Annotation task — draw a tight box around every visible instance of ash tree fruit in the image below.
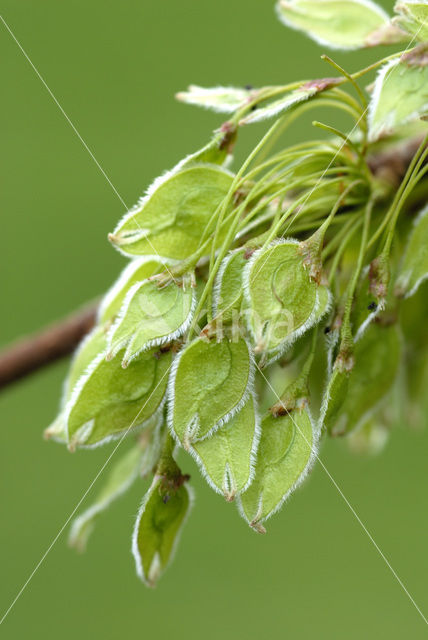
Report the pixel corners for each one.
[46,0,428,586]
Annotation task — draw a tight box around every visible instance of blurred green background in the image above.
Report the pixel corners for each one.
[1,1,427,637]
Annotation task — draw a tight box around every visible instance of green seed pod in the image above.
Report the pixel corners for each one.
[45,326,108,443]
[276,0,389,51]
[237,408,316,533]
[393,2,428,41]
[243,240,327,363]
[368,57,428,141]
[176,85,251,113]
[213,249,246,322]
[168,336,254,448]
[107,276,195,367]
[395,204,428,298]
[322,322,401,436]
[109,164,234,260]
[132,476,193,587]
[190,396,260,501]
[98,258,165,324]
[65,348,172,449]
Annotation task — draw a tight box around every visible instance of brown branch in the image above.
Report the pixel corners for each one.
[0,136,427,393]
[0,303,98,391]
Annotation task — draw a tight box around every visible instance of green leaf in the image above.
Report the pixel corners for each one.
[213,249,246,322]
[109,164,234,260]
[323,323,401,436]
[179,127,238,168]
[240,78,338,125]
[394,1,428,41]
[168,336,254,448]
[243,240,325,363]
[45,327,108,444]
[368,58,428,141]
[395,204,428,298]
[176,85,251,113]
[237,409,316,532]
[132,477,192,587]
[107,276,195,366]
[98,258,165,324]
[191,396,260,500]
[69,445,143,552]
[320,364,350,432]
[351,267,382,341]
[276,0,389,50]
[65,348,172,448]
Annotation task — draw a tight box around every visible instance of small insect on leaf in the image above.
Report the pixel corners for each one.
[98,258,165,324]
[65,348,172,449]
[393,1,428,42]
[191,396,260,501]
[368,56,428,141]
[107,275,195,367]
[395,204,428,298]
[243,240,325,363]
[275,0,389,51]
[69,445,143,552]
[176,85,252,113]
[109,164,234,260]
[168,336,254,449]
[132,476,192,587]
[323,323,401,436]
[213,249,246,322]
[237,408,316,532]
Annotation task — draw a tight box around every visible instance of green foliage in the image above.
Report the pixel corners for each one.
[369,54,428,141]
[244,241,328,362]
[395,204,428,297]
[394,1,428,41]
[238,408,316,532]
[109,164,234,260]
[168,336,254,448]
[107,276,195,366]
[47,0,428,585]
[132,475,192,587]
[275,0,389,50]
[66,348,171,448]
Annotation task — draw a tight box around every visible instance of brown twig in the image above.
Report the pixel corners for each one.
[0,303,98,391]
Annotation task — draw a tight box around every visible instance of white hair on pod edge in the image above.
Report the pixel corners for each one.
[236,407,320,528]
[110,162,234,257]
[131,479,194,586]
[275,0,389,52]
[166,337,256,448]
[106,279,197,365]
[184,393,261,499]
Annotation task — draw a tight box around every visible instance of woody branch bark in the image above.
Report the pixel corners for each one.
[0,136,426,392]
[0,303,97,391]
